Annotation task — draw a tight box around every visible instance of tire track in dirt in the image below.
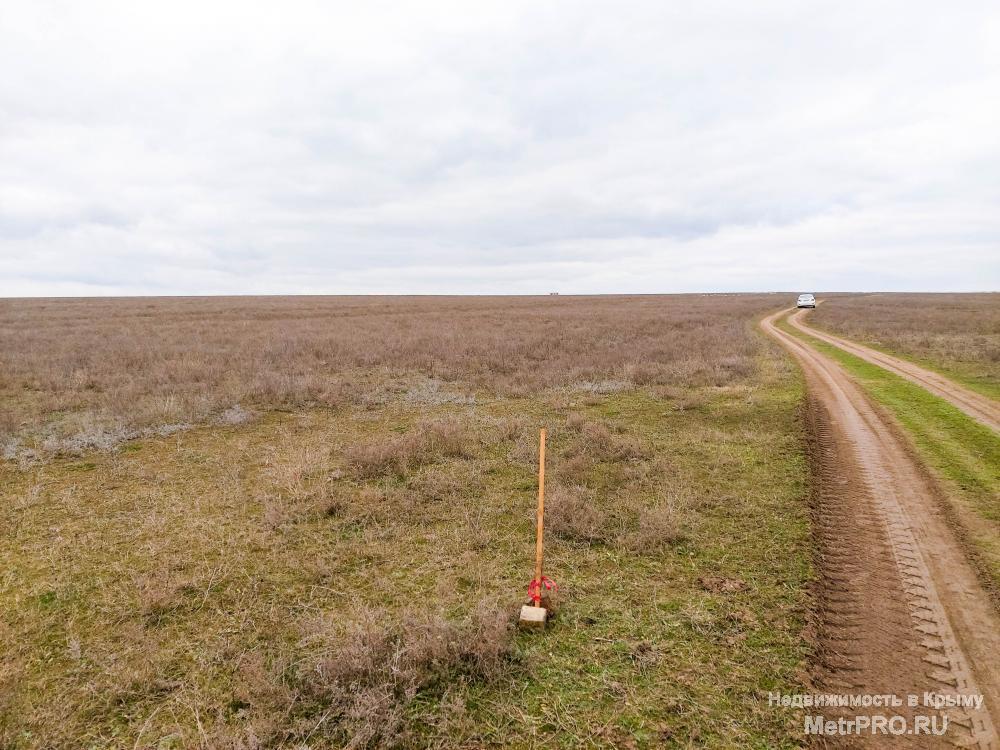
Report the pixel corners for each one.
[762,309,1000,749]
[788,308,1000,433]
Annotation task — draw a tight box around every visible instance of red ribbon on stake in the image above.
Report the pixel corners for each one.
[527,575,558,605]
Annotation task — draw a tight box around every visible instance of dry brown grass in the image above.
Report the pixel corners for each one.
[345,417,472,479]
[547,483,686,550]
[221,602,515,750]
[809,293,1000,395]
[547,485,612,543]
[622,498,687,552]
[564,416,650,462]
[0,294,781,458]
[303,603,514,749]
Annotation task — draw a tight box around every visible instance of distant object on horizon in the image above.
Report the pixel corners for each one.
[549,292,559,296]
[797,293,816,308]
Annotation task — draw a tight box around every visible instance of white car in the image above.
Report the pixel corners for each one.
[796,293,816,308]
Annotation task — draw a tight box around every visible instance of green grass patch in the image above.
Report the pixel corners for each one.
[778,314,1000,589]
[807,323,1000,401]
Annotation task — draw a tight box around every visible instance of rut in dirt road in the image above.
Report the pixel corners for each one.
[788,308,1000,433]
[762,309,1000,750]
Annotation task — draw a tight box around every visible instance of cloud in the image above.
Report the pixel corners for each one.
[1,0,998,295]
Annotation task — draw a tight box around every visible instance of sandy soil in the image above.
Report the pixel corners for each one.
[762,309,1000,749]
[789,308,1000,433]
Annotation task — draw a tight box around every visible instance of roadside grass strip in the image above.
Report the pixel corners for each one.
[779,314,1000,593]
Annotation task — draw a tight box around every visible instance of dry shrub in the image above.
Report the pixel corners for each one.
[261,492,318,528]
[566,418,648,462]
[338,482,453,530]
[419,417,470,457]
[217,604,514,749]
[624,361,670,386]
[580,422,615,454]
[340,485,396,529]
[556,453,592,484]
[667,393,706,412]
[620,502,686,552]
[487,414,532,442]
[261,487,343,526]
[345,417,471,479]
[41,419,142,455]
[574,379,632,394]
[232,652,297,717]
[259,448,338,526]
[459,500,494,551]
[302,602,514,748]
[698,576,747,594]
[408,468,467,503]
[507,434,543,465]
[344,440,411,479]
[546,486,611,543]
[222,653,300,749]
[136,578,177,623]
[548,482,687,551]
[1,436,19,462]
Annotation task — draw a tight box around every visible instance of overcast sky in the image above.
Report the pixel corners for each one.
[1,1,998,296]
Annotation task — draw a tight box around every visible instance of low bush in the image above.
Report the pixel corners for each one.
[302,603,515,748]
[345,417,472,479]
[620,502,686,552]
[565,418,649,462]
[546,485,612,543]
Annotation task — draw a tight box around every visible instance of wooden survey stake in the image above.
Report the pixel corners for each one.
[534,427,546,589]
[519,428,549,629]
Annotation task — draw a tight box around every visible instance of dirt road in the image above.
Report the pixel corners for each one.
[762,309,1000,749]
[788,308,1000,433]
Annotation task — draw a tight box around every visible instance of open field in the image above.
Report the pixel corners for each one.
[2,295,775,462]
[1,295,814,748]
[809,293,1000,399]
